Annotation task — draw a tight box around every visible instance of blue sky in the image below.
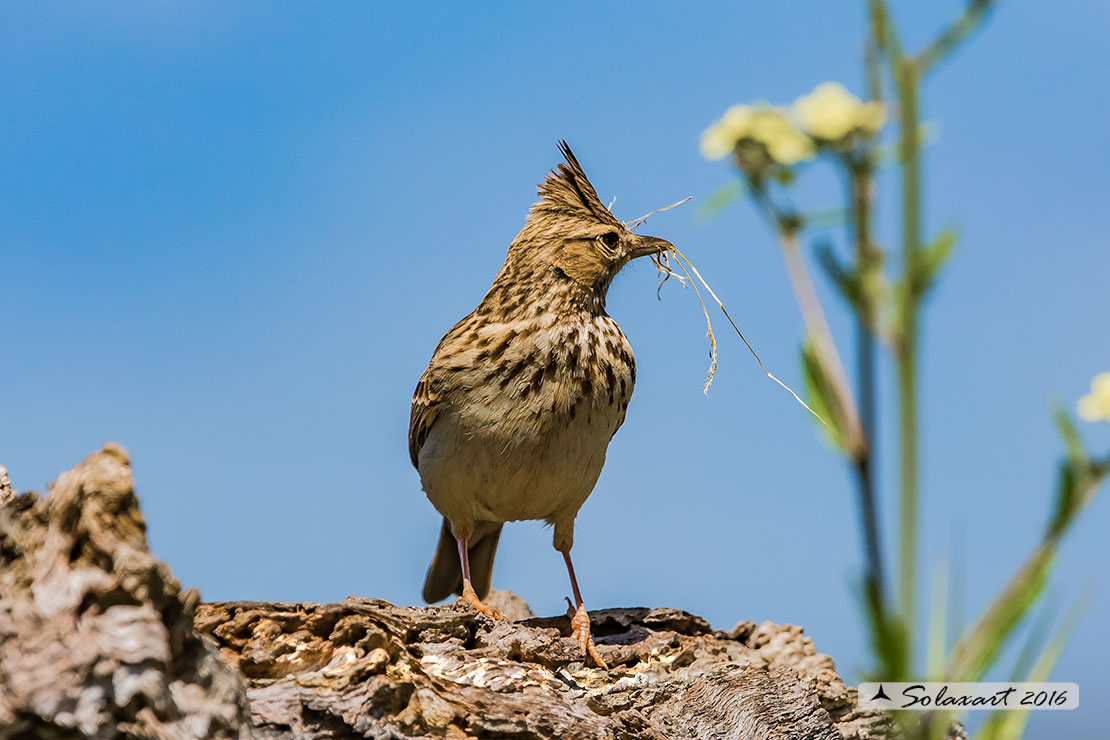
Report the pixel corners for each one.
[2,3,1107,737]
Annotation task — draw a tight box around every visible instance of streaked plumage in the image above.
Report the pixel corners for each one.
[409,143,672,666]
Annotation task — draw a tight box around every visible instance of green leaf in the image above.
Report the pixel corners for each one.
[948,543,1054,681]
[1026,588,1092,684]
[859,575,908,682]
[1006,597,1059,683]
[1047,410,1106,537]
[800,341,847,453]
[696,180,748,222]
[953,418,1106,684]
[916,227,958,294]
[1048,461,1077,538]
[977,590,1092,740]
[1052,403,1087,469]
[815,241,863,311]
[926,560,949,680]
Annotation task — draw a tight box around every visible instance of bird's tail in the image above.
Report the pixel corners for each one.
[422,518,503,603]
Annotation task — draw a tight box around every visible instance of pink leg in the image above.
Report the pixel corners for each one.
[456,533,503,620]
[560,548,608,669]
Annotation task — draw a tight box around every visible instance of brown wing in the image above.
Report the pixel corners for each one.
[409,313,477,469]
[408,371,442,468]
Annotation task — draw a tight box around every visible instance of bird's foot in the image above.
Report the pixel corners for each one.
[569,602,609,669]
[458,578,504,620]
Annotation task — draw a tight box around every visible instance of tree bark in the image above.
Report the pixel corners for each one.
[1,446,892,740]
[0,445,251,740]
[0,465,14,506]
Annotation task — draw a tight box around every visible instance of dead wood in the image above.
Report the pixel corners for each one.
[0,446,892,740]
[0,445,250,739]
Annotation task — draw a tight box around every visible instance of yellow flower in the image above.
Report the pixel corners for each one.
[1077,372,1110,422]
[700,104,814,167]
[793,82,886,142]
[748,109,814,165]
[700,104,755,160]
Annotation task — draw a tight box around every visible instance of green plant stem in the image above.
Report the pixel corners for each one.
[895,58,922,659]
[918,0,997,73]
[753,191,866,458]
[848,157,886,609]
[780,228,863,450]
[849,168,878,438]
[867,0,903,65]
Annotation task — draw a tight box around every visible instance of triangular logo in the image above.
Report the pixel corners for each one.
[871,684,891,701]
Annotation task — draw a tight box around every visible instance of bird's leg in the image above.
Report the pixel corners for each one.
[456,533,503,620]
[560,547,608,669]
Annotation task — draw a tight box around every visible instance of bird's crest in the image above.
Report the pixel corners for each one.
[532,141,621,227]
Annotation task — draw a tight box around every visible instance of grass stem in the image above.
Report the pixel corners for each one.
[896,58,922,662]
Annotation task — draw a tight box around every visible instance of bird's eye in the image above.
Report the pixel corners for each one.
[599,232,619,248]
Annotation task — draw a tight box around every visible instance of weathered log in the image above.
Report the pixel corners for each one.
[1,446,893,739]
[0,466,14,506]
[0,445,251,739]
[196,598,892,740]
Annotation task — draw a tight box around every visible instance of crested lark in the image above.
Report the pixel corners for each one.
[410,143,672,667]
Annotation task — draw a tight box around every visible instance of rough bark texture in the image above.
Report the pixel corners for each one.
[0,445,251,739]
[0,446,893,740]
[0,466,14,506]
[196,599,891,740]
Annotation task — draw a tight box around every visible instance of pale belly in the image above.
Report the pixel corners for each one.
[413,311,635,549]
[417,395,621,532]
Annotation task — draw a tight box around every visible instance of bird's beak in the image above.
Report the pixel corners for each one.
[627,235,674,260]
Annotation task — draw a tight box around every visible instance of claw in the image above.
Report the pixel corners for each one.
[457,578,505,620]
[570,603,608,669]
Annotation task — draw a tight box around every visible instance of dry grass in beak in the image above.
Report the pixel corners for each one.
[632,202,829,429]
[625,197,692,229]
[623,197,694,298]
[652,249,717,393]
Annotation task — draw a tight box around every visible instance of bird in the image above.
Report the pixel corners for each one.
[409,142,673,667]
